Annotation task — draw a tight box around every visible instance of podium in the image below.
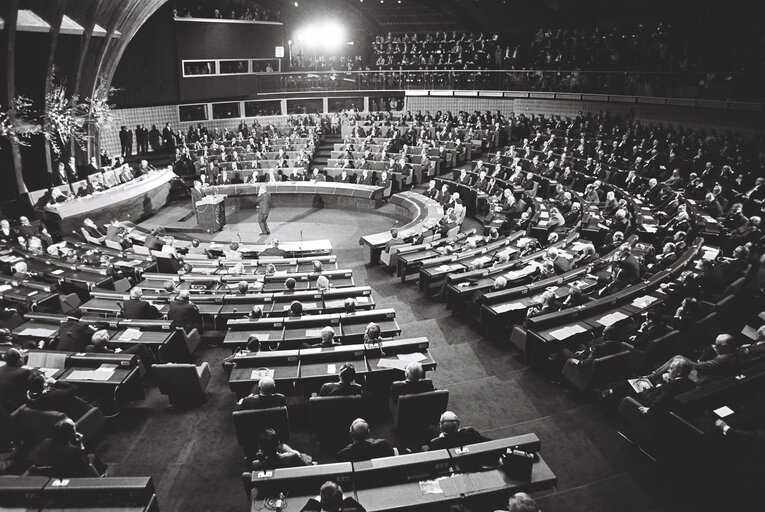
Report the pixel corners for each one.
[196,194,226,232]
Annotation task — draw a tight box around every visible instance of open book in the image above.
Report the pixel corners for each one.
[628,378,653,393]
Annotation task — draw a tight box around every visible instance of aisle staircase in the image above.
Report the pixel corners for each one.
[312,134,341,168]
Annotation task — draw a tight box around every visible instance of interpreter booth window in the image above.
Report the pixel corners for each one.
[179,104,208,122]
[219,60,250,75]
[183,60,216,76]
[328,97,364,112]
[370,95,405,112]
[212,102,242,119]
[286,98,323,115]
[244,100,282,117]
[252,59,280,73]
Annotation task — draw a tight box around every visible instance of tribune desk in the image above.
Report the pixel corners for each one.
[42,169,176,234]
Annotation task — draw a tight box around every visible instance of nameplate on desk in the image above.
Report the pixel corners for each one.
[256,471,273,479]
[327,364,337,374]
[50,479,70,486]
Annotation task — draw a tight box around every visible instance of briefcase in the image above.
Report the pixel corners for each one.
[500,447,534,480]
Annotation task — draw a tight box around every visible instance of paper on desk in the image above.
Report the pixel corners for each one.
[39,367,60,379]
[549,324,587,340]
[51,269,64,275]
[439,475,466,498]
[493,302,527,313]
[19,327,56,337]
[597,311,628,327]
[377,358,408,371]
[0,284,11,293]
[305,329,323,337]
[631,295,659,309]
[327,364,337,374]
[97,363,118,372]
[419,479,444,495]
[471,256,492,267]
[642,225,657,233]
[570,241,590,252]
[251,368,274,380]
[397,352,427,362]
[741,325,758,340]
[356,296,369,303]
[67,370,113,381]
[118,328,142,341]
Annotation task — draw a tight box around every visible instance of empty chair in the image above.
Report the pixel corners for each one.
[59,293,81,316]
[232,407,289,459]
[308,395,364,449]
[152,363,211,408]
[158,328,201,364]
[390,389,449,436]
[113,278,133,292]
[561,349,632,392]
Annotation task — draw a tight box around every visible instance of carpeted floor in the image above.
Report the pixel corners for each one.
[102,198,741,512]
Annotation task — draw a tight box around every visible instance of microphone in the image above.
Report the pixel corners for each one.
[300,230,303,251]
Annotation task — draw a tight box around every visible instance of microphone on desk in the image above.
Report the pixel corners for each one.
[115,301,124,317]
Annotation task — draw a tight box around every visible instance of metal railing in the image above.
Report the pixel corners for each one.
[248,69,762,103]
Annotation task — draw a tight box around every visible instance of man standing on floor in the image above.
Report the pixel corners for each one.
[254,185,272,235]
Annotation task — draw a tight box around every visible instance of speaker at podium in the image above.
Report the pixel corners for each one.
[196,194,226,232]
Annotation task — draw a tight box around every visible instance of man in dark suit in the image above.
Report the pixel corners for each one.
[86,156,101,176]
[318,363,363,396]
[57,318,96,352]
[299,481,365,512]
[25,373,90,420]
[428,411,488,450]
[613,245,641,284]
[336,418,394,462]
[389,361,434,402]
[143,228,165,251]
[33,418,90,478]
[122,288,163,320]
[235,377,286,411]
[260,239,286,258]
[167,290,201,332]
[52,162,73,189]
[254,185,272,235]
[119,126,133,157]
[0,348,34,410]
[190,181,205,211]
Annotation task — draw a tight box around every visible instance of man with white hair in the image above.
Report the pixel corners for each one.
[428,411,488,450]
[389,361,434,402]
[336,417,394,462]
[167,289,200,332]
[235,376,286,411]
[260,238,286,257]
[254,184,271,235]
[122,287,162,320]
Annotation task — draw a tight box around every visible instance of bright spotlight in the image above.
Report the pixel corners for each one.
[296,32,304,42]
[322,21,346,50]
[296,20,346,51]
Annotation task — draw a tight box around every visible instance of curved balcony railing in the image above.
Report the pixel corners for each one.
[247,69,762,103]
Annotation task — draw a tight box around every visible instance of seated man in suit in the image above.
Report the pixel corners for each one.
[303,326,342,349]
[57,317,96,352]
[252,428,309,470]
[260,239,286,257]
[122,287,163,320]
[428,411,488,450]
[505,492,541,512]
[389,361,434,402]
[0,348,34,410]
[25,373,91,420]
[235,376,286,411]
[88,329,155,370]
[299,481,365,512]
[167,289,201,332]
[337,418,394,462]
[565,324,624,370]
[384,228,406,253]
[318,363,363,396]
[143,228,165,251]
[33,418,90,478]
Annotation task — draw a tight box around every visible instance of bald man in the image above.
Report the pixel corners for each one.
[389,361,434,402]
[428,411,488,450]
[235,376,286,411]
[336,418,394,462]
[167,289,200,332]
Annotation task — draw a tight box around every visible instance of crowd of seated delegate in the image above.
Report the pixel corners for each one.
[171,1,280,22]
[372,31,498,71]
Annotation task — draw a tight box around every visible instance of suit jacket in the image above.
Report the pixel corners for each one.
[254,191,272,216]
[389,378,434,402]
[0,365,33,409]
[167,300,200,332]
[235,393,286,411]
[122,298,162,320]
[191,188,204,208]
[616,255,641,283]
[428,427,487,450]
[33,439,89,478]
[260,247,286,257]
[337,438,394,462]
[57,321,94,352]
[637,377,695,414]
[300,497,365,512]
[26,381,87,420]
[318,381,363,396]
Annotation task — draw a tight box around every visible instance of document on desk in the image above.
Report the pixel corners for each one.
[418,478,445,495]
[493,302,527,314]
[19,327,56,337]
[97,363,118,372]
[67,370,113,381]
[326,364,337,374]
[462,471,506,493]
[631,295,658,309]
[597,311,628,326]
[51,269,65,275]
[0,284,11,293]
[549,324,587,340]
[250,368,274,380]
[377,358,409,371]
[397,352,427,362]
[39,367,60,379]
[439,475,466,498]
[356,296,369,303]
[305,329,323,337]
[118,328,142,341]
